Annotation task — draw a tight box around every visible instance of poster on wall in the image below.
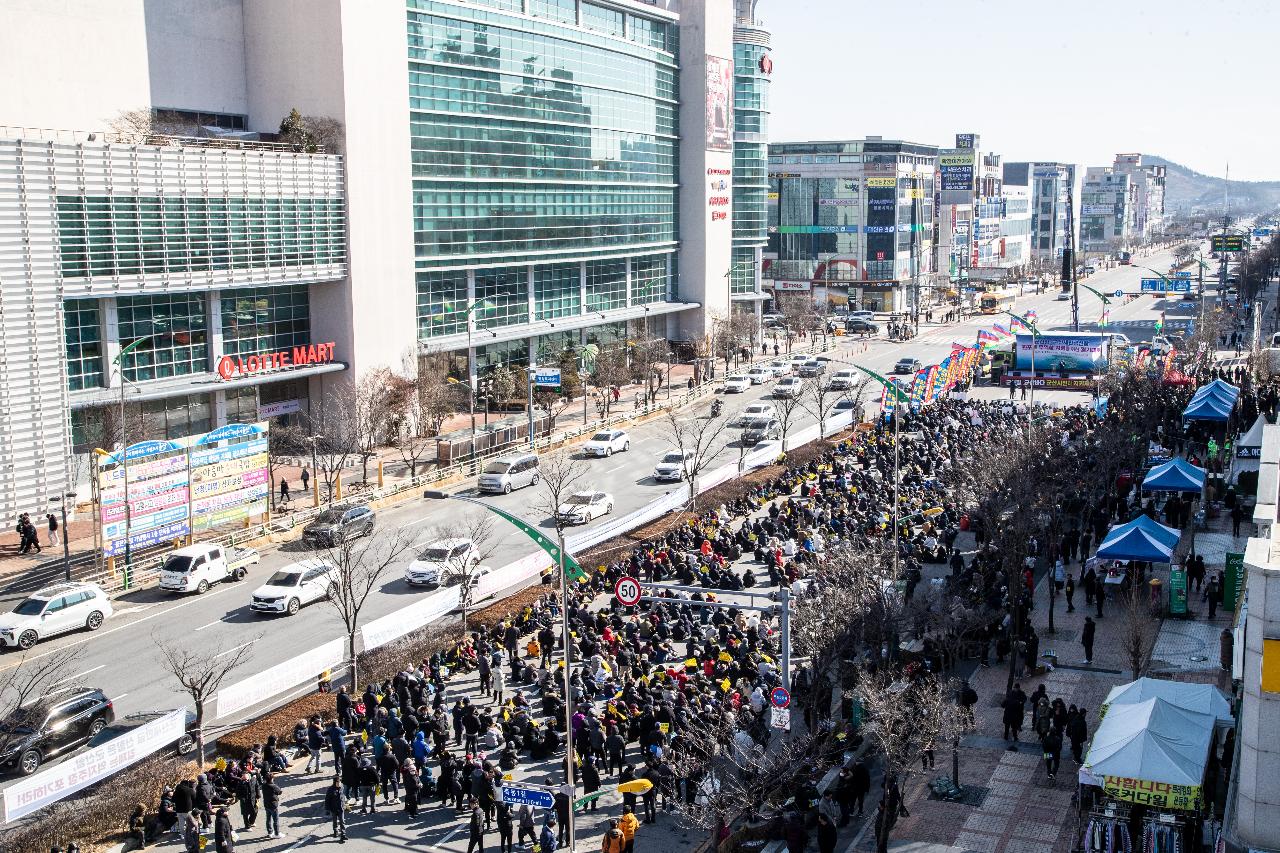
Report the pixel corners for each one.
[705,55,733,152]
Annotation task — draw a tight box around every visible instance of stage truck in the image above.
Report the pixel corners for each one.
[991,332,1120,391]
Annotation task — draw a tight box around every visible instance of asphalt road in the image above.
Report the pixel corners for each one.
[0,244,1196,801]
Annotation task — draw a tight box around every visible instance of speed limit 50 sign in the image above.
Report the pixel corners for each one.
[615,576,642,606]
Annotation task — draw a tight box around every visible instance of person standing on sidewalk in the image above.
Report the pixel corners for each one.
[325,777,348,842]
[1042,727,1063,781]
[1002,683,1027,742]
[1067,706,1089,764]
[1065,573,1076,613]
[849,757,871,817]
[261,772,282,839]
[466,804,485,853]
[46,512,59,546]
[1081,616,1096,665]
[1207,575,1220,619]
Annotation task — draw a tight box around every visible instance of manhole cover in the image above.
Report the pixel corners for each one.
[1190,655,1209,662]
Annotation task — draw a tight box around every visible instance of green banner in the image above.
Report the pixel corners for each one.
[1223,552,1245,610]
[1169,565,1187,616]
[853,364,910,402]
[469,500,588,582]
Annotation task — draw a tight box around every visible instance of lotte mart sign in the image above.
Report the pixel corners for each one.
[217,341,336,380]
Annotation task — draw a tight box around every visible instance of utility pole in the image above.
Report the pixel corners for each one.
[1067,189,1079,331]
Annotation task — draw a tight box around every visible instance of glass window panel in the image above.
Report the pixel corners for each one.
[534,263,581,320]
[585,259,626,312]
[416,270,468,338]
[116,293,208,382]
[63,299,103,391]
[220,284,311,357]
[475,267,529,329]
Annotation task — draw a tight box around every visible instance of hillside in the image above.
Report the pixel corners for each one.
[1144,155,1280,215]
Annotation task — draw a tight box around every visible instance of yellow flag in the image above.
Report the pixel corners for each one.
[719,678,731,693]
[718,652,732,662]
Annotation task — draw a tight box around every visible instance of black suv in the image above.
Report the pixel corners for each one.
[0,687,114,775]
[302,504,376,547]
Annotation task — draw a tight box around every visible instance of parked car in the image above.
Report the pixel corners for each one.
[745,366,773,384]
[848,310,875,322]
[478,452,540,494]
[0,582,112,650]
[774,376,805,399]
[159,543,259,594]
[653,450,691,482]
[894,358,922,374]
[828,369,859,391]
[87,708,198,761]
[555,491,615,525]
[0,687,115,776]
[251,560,337,616]
[797,360,826,378]
[583,429,630,457]
[405,538,478,588]
[302,504,376,547]
[833,399,860,412]
[722,375,752,393]
[739,417,781,446]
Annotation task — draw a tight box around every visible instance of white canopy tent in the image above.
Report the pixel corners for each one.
[1232,414,1267,485]
[1084,697,1213,788]
[1100,677,1233,726]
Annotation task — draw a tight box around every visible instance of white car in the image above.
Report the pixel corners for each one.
[557,491,614,525]
[787,354,811,371]
[583,429,630,457]
[251,560,337,616]
[723,375,752,394]
[774,376,805,399]
[736,402,777,425]
[766,360,790,378]
[653,450,691,482]
[406,538,478,587]
[0,583,112,650]
[745,366,773,384]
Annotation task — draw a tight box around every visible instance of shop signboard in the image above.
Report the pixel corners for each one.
[1102,776,1200,811]
[704,55,733,152]
[1223,551,1245,610]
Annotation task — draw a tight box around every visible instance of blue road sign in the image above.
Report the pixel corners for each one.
[500,783,555,809]
[533,368,562,388]
[1112,290,1123,298]
[1141,279,1191,293]
[771,687,791,708]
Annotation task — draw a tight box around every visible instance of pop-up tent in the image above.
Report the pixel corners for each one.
[1232,414,1266,486]
[1084,697,1213,791]
[1142,457,1207,494]
[1095,514,1180,562]
[1182,393,1233,422]
[1100,678,1233,725]
[1191,379,1239,404]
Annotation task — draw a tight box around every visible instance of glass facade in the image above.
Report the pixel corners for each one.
[56,195,345,279]
[220,284,311,357]
[631,255,668,305]
[475,267,529,329]
[116,293,209,382]
[731,38,770,295]
[408,0,678,340]
[63,299,103,391]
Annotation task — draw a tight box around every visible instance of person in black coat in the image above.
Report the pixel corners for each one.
[816,813,839,853]
[214,807,236,853]
[467,805,485,853]
[848,759,871,817]
[580,757,601,812]
[496,802,514,853]
[324,777,348,842]
[262,773,283,839]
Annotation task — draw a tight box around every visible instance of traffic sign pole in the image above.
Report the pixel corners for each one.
[614,576,641,606]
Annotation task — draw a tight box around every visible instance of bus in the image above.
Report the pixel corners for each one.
[979,289,1017,314]
[1119,251,1132,265]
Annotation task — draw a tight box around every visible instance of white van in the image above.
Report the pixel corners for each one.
[159,543,260,594]
[477,452,540,494]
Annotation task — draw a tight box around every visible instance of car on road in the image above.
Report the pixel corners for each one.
[722,375,752,393]
[745,366,774,384]
[894,358,922,374]
[159,543,259,594]
[406,538,478,588]
[828,369,859,391]
[0,687,115,776]
[1055,291,1071,301]
[765,360,790,378]
[848,310,875,322]
[843,319,880,335]
[774,376,805,399]
[251,560,337,616]
[478,452,540,494]
[1106,332,1132,348]
[739,417,781,446]
[556,491,615,525]
[88,707,198,760]
[0,582,113,650]
[583,429,630,457]
[833,399,860,413]
[302,504,376,547]
[736,402,777,424]
[797,360,826,377]
[653,450,692,482]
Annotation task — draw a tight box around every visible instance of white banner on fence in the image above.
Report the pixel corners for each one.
[474,551,552,603]
[3,708,186,822]
[361,586,461,652]
[216,637,344,720]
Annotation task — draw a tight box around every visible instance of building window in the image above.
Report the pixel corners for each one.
[631,255,668,304]
[475,267,529,329]
[225,386,259,425]
[586,259,627,312]
[64,299,103,391]
[220,284,310,357]
[116,293,209,382]
[140,394,212,441]
[729,248,757,295]
[581,2,623,36]
[534,264,581,320]
[417,270,469,339]
[528,0,576,24]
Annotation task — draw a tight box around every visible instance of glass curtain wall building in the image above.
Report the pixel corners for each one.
[730,0,771,309]
[407,0,683,375]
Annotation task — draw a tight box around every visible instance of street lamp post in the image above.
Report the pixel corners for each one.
[111,335,152,584]
[49,493,75,581]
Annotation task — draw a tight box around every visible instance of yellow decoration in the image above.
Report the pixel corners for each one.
[719,678,731,693]
[718,652,732,662]
[617,779,654,794]
[685,658,698,668]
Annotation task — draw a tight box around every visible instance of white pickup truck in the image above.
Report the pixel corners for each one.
[158,543,260,594]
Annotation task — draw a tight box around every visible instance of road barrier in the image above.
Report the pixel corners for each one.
[215,637,346,720]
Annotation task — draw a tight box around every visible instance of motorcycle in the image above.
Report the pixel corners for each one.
[710,399,724,418]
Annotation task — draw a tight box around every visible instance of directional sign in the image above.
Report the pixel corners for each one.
[500,783,555,809]
[771,686,791,708]
[533,367,562,388]
[615,576,642,606]
[1141,279,1192,293]
[1113,290,1123,298]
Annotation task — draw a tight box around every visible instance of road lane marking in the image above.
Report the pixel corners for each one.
[604,463,626,473]
[52,664,104,685]
[194,618,224,632]
[214,639,258,660]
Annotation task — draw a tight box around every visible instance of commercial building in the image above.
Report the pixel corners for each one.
[0,0,758,520]
[1005,161,1079,267]
[1080,166,1135,253]
[1112,153,1166,242]
[765,138,938,312]
[935,133,1019,286]
[997,167,1033,273]
[729,0,772,315]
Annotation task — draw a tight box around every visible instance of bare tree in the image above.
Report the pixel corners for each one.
[803,374,844,441]
[108,107,200,142]
[327,368,409,485]
[534,451,589,543]
[323,529,416,688]
[855,673,965,853]
[773,382,809,453]
[153,633,257,767]
[664,407,731,510]
[393,358,460,477]
[427,512,499,632]
[0,648,86,767]
[534,388,577,433]
[268,421,307,510]
[278,108,345,153]
[588,348,630,416]
[1121,588,1158,680]
[629,338,670,405]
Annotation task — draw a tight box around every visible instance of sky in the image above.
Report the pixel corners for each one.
[763,0,1278,181]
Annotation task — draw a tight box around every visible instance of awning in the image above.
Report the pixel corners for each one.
[1084,697,1213,789]
[1100,678,1233,726]
[1095,514,1180,562]
[1143,457,1207,494]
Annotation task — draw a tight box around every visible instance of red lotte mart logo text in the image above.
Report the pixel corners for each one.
[217,342,337,380]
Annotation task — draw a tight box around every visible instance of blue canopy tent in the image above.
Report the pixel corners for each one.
[1143,458,1207,494]
[1096,514,1180,562]
[1182,394,1232,422]
[1191,379,1239,402]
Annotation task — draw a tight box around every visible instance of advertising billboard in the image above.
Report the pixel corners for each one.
[1015,333,1108,373]
[705,55,733,152]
